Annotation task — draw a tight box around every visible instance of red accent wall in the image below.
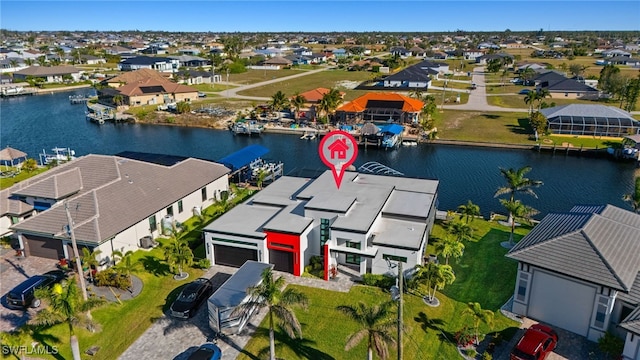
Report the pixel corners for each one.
[323,244,329,281]
[265,230,302,276]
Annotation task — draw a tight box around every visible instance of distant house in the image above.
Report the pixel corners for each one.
[297,87,345,104]
[105,45,133,55]
[178,48,201,56]
[102,68,170,88]
[79,55,106,65]
[382,65,435,89]
[118,56,179,73]
[389,47,411,58]
[463,50,485,61]
[506,204,640,359]
[262,56,292,69]
[176,69,215,85]
[333,48,348,58]
[476,53,513,65]
[167,55,208,68]
[409,46,427,58]
[335,92,423,124]
[602,49,632,58]
[534,71,599,99]
[605,56,640,66]
[540,104,640,137]
[13,65,81,83]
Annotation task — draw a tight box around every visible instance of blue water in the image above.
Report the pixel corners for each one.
[1,90,637,219]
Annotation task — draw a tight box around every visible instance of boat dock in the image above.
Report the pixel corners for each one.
[86,103,116,125]
[0,84,37,97]
[231,120,264,136]
[69,94,92,104]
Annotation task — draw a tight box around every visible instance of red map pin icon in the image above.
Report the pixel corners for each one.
[318,130,358,189]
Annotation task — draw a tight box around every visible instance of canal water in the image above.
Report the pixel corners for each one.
[1,90,637,219]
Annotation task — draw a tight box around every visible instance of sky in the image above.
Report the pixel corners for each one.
[1,1,639,33]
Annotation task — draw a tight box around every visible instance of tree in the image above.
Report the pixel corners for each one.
[457,200,480,223]
[409,88,425,101]
[30,281,106,360]
[162,235,194,278]
[523,91,539,115]
[112,94,124,106]
[499,199,539,247]
[336,301,397,360]
[112,250,141,289]
[623,177,640,213]
[420,95,437,132]
[519,67,536,84]
[535,88,551,112]
[317,88,343,123]
[435,236,465,265]
[256,169,268,189]
[621,75,640,112]
[175,101,191,114]
[409,263,455,304]
[569,63,586,78]
[81,247,101,283]
[22,158,38,172]
[529,111,548,140]
[237,268,308,360]
[486,58,502,73]
[269,91,289,119]
[447,218,473,243]
[494,166,543,205]
[462,302,494,345]
[290,93,306,121]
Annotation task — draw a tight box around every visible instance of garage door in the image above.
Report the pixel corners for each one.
[528,270,595,336]
[269,249,294,274]
[24,234,63,259]
[214,245,257,268]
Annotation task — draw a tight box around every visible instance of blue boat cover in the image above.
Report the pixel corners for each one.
[379,124,404,135]
[218,145,269,171]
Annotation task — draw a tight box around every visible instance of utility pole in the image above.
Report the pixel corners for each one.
[65,202,88,301]
[397,261,403,360]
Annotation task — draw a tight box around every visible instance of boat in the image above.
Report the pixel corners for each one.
[379,124,404,149]
[231,120,263,136]
[402,140,418,146]
[300,132,317,140]
[39,147,76,165]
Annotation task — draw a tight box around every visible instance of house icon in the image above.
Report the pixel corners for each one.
[328,138,350,159]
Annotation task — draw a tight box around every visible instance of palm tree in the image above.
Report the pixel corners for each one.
[112,94,124,107]
[290,93,306,121]
[457,200,480,223]
[409,262,456,304]
[409,88,425,101]
[336,301,397,360]
[462,302,494,345]
[535,88,551,112]
[112,250,141,289]
[269,91,289,120]
[237,268,308,360]
[31,281,106,360]
[162,235,194,279]
[499,199,539,247]
[494,166,543,225]
[256,169,268,189]
[81,248,101,283]
[523,91,539,115]
[435,236,465,265]
[447,218,473,243]
[318,88,343,123]
[623,177,640,213]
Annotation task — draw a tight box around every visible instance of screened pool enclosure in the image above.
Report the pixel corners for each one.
[541,105,640,137]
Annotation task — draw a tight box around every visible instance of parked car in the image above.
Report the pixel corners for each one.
[519,89,533,95]
[169,277,213,319]
[198,92,207,98]
[187,343,221,360]
[510,323,558,360]
[5,270,68,309]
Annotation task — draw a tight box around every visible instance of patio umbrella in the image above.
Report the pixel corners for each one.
[0,146,27,169]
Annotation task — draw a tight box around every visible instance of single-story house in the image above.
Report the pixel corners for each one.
[13,66,82,83]
[534,71,599,99]
[118,56,179,73]
[6,154,230,264]
[79,55,106,65]
[389,47,412,58]
[507,204,640,358]
[540,104,640,137]
[106,78,199,106]
[102,68,170,88]
[297,87,345,104]
[476,53,514,65]
[175,69,215,85]
[203,171,438,279]
[262,56,292,69]
[167,55,209,68]
[0,147,27,168]
[382,65,435,89]
[335,92,424,124]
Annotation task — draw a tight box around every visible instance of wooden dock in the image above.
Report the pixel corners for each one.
[86,104,115,125]
[0,85,37,97]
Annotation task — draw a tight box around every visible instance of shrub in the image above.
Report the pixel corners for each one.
[361,273,396,289]
[598,331,624,359]
[482,352,492,360]
[94,268,130,290]
[454,325,475,347]
[195,258,211,269]
[464,348,477,357]
[309,256,323,270]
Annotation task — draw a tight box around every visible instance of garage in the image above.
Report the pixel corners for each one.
[528,270,596,336]
[269,249,294,274]
[23,234,64,259]
[214,245,257,268]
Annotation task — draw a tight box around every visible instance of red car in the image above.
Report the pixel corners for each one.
[510,323,558,360]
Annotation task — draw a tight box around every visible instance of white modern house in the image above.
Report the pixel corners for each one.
[507,204,640,359]
[6,154,230,264]
[203,171,439,279]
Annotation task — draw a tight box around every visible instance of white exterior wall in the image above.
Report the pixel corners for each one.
[623,332,640,360]
[205,232,266,265]
[304,209,339,256]
[299,224,313,272]
[370,246,420,276]
[408,81,429,88]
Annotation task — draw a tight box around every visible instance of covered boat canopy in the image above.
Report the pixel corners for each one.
[218,145,269,172]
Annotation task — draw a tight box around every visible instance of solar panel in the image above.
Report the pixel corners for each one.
[140,86,165,94]
[116,151,188,166]
[366,100,404,109]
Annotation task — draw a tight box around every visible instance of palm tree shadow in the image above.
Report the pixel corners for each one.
[254,325,334,360]
[140,255,171,277]
[30,328,65,360]
[413,311,457,345]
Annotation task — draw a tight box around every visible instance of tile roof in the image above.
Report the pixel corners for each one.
[620,306,640,335]
[337,92,424,113]
[105,68,169,84]
[14,65,80,76]
[507,205,640,292]
[12,168,83,200]
[297,87,345,103]
[11,155,229,244]
[116,78,198,97]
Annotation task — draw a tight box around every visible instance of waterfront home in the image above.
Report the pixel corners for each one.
[118,56,179,73]
[5,154,229,263]
[506,204,640,359]
[13,65,82,83]
[102,68,170,88]
[101,78,199,107]
[335,92,423,124]
[540,104,640,137]
[203,170,438,279]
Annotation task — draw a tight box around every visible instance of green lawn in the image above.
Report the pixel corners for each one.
[0,167,48,190]
[238,219,521,360]
[228,69,307,85]
[190,83,236,93]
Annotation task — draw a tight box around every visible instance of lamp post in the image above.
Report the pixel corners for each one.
[65,202,88,301]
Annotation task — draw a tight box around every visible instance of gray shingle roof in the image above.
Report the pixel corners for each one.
[14,65,80,76]
[384,65,434,82]
[546,78,599,93]
[620,306,640,335]
[11,155,230,243]
[13,167,83,200]
[540,104,636,120]
[507,205,640,292]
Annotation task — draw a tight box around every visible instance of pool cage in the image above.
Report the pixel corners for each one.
[547,115,640,137]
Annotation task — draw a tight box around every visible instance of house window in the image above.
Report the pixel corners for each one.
[149,215,157,233]
[345,241,361,264]
[201,187,207,202]
[320,219,330,245]
[166,205,173,216]
[178,200,183,213]
[593,295,610,330]
[11,216,19,224]
[383,254,407,263]
[515,272,530,302]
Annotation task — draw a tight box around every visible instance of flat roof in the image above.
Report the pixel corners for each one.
[204,204,278,238]
[372,218,427,250]
[383,190,434,219]
[208,261,273,308]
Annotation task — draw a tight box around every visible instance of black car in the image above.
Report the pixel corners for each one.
[169,278,213,319]
[5,270,68,309]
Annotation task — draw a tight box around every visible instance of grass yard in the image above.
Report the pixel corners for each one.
[0,167,48,189]
[236,69,373,99]
[228,69,307,85]
[486,94,640,111]
[238,219,521,360]
[431,80,473,90]
[190,83,235,93]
